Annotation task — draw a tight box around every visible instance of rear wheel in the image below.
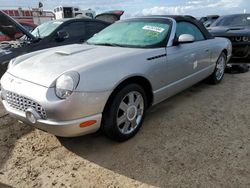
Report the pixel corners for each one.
[102,84,147,142]
[208,52,226,84]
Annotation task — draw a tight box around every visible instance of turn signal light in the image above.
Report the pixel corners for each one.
[79,120,97,128]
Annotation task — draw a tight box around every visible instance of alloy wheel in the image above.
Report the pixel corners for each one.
[116,91,144,135]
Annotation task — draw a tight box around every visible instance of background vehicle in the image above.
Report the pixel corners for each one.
[0,10,123,78]
[94,10,125,23]
[1,16,232,141]
[1,7,55,25]
[0,21,37,41]
[208,14,250,72]
[54,6,96,19]
[200,15,219,27]
[54,6,124,23]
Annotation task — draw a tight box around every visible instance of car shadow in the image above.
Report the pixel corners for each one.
[0,182,12,188]
[58,81,215,187]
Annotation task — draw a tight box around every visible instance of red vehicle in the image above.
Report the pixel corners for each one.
[2,8,55,25]
[0,21,37,41]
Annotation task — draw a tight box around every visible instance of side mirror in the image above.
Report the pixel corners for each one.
[178,34,195,44]
[56,31,69,41]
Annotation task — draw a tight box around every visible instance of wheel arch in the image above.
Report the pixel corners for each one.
[103,76,154,114]
[222,49,228,59]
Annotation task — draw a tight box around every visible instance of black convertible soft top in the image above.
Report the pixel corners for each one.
[145,15,214,40]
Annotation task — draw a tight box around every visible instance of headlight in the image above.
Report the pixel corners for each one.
[235,36,242,42]
[242,36,249,42]
[233,36,249,42]
[55,71,80,99]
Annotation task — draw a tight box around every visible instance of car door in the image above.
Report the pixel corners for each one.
[165,21,211,97]
[55,21,87,45]
[28,21,87,52]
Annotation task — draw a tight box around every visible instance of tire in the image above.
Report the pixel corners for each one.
[208,52,226,84]
[232,64,249,73]
[101,84,147,142]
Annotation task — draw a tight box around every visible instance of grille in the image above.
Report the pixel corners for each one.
[6,91,47,119]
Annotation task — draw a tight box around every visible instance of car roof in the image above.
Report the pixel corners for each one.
[127,15,214,39]
[55,17,110,24]
[221,13,250,16]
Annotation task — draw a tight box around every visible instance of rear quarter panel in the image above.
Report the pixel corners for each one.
[210,37,232,62]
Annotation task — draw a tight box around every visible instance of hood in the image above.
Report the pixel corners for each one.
[0,10,36,40]
[8,44,143,87]
[95,10,124,23]
[208,26,250,36]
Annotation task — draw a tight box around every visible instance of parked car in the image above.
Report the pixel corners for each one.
[0,16,232,141]
[0,21,37,42]
[208,14,250,72]
[200,15,219,28]
[0,10,123,78]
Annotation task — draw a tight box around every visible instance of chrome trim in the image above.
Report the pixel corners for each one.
[5,90,47,119]
[167,18,177,47]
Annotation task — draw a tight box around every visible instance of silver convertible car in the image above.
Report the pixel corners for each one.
[0,16,232,141]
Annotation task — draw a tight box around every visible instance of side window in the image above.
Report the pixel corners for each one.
[176,21,205,41]
[60,22,86,38]
[85,21,108,39]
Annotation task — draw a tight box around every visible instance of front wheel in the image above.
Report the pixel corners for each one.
[208,53,226,84]
[102,84,147,142]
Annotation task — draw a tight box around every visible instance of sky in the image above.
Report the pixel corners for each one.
[1,0,250,18]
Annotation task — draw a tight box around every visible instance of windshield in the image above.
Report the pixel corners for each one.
[87,20,171,48]
[212,14,250,27]
[31,20,63,38]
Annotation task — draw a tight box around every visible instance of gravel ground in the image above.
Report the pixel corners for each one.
[0,72,250,188]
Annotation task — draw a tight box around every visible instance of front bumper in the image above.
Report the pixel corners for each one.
[2,99,102,137]
[228,41,250,64]
[0,73,111,137]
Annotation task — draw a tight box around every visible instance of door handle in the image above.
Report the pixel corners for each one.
[205,49,210,52]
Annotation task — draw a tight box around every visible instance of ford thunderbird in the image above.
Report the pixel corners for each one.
[0,16,232,141]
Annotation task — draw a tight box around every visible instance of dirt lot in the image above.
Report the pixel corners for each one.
[0,72,250,188]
